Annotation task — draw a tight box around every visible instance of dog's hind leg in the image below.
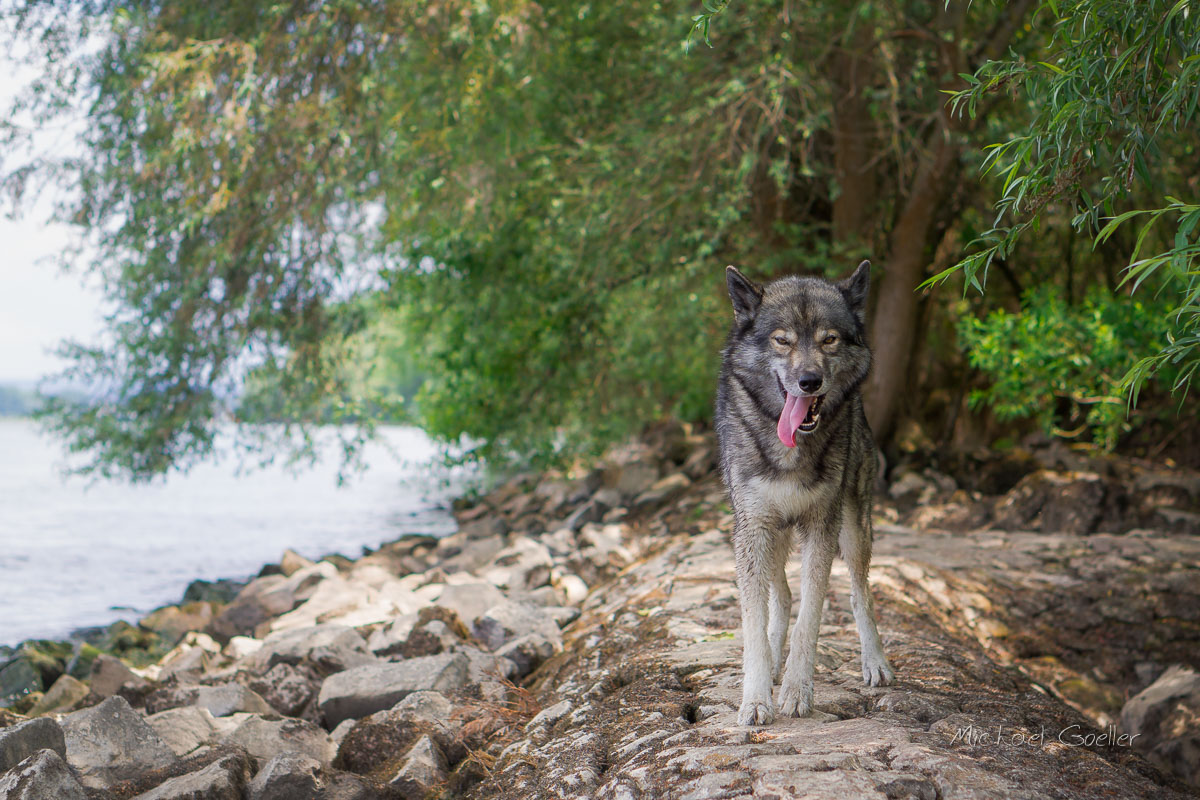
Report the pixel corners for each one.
[840,503,895,687]
[778,532,836,717]
[767,531,792,683]
[734,520,777,726]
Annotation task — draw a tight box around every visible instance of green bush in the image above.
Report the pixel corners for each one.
[960,288,1178,449]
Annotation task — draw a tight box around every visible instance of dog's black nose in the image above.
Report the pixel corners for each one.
[798,373,823,393]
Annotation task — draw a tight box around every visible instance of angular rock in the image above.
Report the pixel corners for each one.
[0,717,65,772]
[0,748,87,800]
[27,674,88,717]
[220,716,335,770]
[632,472,691,509]
[472,601,563,652]
[89,654,150,698]
[336,691,462,777]
[318,654,469,729]
[195,684,274,717]
[458,516,509,541]
[250,663,318,717]
[144,685,201,716]
[606,460,660,498]
[60,696,177,788]
[1120,664,1200,785]
[495,633,559,679]
[246,752,323,800]
[433,583,507,630]
[183,578,247,606]
[481,539,554,592]
[0,659,40,708]
[146,706,219,757]
[131,752,249,800]
[388,735,447,796]
[140,603,217,646]
[564,501,603,532]
[253,625,371,672]
[208,575,296,641]
[280,549,316,577]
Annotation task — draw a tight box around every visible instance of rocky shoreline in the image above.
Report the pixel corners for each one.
[1,427,1199,799]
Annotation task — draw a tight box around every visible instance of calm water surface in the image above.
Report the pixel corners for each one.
[0,420,462,646]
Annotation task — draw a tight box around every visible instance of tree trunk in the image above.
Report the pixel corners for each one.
[864,129,958,444]
[831,29,877,246]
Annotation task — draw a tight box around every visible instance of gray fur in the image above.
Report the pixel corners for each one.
[716,260,894,726]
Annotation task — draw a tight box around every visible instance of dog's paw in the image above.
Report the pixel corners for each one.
[738,697,776,726]
[777,680,813,717]
[862,651,895,687]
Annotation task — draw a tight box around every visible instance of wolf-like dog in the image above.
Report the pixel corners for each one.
[716,260,894,726]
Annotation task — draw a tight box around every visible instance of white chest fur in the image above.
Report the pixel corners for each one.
[734,475,832,520]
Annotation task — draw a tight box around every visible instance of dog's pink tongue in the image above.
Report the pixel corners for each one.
[777,392,814,448]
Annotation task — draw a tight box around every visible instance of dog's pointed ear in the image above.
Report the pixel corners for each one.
[726,266,763,325]
[839,260,870,321]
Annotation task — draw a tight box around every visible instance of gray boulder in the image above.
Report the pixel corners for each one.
[495,633,560,679]
[0,717,65,773]
[220,715,335,770]
[472,601,562,651]
[335,690,463,777]
[433,583,507,630]
[0,748,87,800]
[195,684,274,717]
[250,663,318,717]
[145,706,219,757]
[317,653,469,729]
[1120,664,1200,786]
[253,625,372,671]
[26,675,88,717]
[89,653,150,698]
[61,696,177,788]
[130,752,250,800]
[246,752,323,800]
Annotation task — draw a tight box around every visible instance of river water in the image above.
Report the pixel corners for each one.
[0,420,461,646]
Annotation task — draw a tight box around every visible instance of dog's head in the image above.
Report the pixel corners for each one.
[724,261,871,447]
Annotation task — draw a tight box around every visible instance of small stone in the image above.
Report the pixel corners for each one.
[1120,664,1200,785]
[555,574,590,605]
[60,696,177,788]
[245,752,323,800]
[0,717,65,772]
[318,653,470,729]
[0,748,87,800]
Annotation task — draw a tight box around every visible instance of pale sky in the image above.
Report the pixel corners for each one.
[0,35,105,384]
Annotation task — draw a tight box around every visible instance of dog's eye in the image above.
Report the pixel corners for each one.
[823,335,838,345]
[773,336,790,346]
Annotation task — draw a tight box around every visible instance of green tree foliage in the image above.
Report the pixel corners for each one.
[3,0,1191,479]
[960,287,1178,448]
[930,0,1200,405]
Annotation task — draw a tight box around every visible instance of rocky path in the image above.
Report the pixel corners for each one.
[1,433,1198,799]
[470,505,1200,799]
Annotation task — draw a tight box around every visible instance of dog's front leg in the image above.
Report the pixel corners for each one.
[778,533,836,717]
[734,522,776,726]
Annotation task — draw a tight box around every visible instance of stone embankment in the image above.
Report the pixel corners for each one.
[1,428,1198,799]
